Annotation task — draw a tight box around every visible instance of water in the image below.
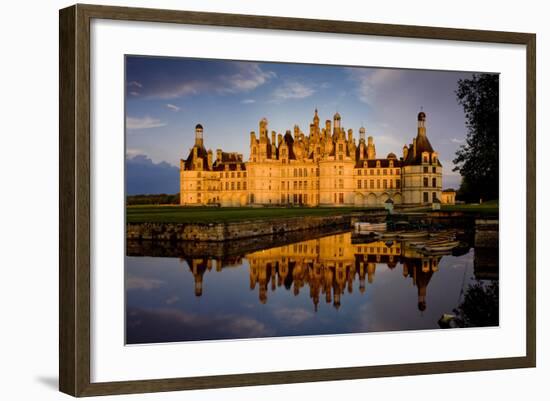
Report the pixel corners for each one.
[126,230,498,344]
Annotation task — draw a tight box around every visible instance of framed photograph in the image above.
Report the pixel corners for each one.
[59,4,536,397]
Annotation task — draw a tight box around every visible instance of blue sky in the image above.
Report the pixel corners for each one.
[126,56,480,191]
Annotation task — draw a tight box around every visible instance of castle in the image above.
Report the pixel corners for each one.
[180,110,442,206]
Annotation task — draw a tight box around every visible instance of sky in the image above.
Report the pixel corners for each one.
[125,56,482,193]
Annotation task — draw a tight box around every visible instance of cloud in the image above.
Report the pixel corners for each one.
[126,154,179,195]
[126,148,144,158]
[451,137,464,144]
[128,80,143,88]
[348,68,403,104]
[166,103,181,112]
[126,116,166,130]
[129,91,140,97]
[126,277,164,291]
[271,81,315,102]
[273,307,314,324]
[126,307,275,343]
[146,63,275,99]
[241,99,256,104]
[219,63,276,93]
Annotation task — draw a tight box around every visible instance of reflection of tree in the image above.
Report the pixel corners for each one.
[453,280,498,327]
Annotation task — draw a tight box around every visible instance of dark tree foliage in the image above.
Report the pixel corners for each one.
[453,280,499,328]
[453,74,499,202]
[126,193,180,205]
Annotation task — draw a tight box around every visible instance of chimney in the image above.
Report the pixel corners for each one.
[277,134,283,147]
[348,129,353,142]
[250,131,257,145]
[216,149,223,163]
[403,145,408,160]
[207,150,213,169]
[271,131,276,145]
[413,139,417,158]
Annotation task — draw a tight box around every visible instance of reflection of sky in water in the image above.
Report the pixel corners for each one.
[126,235,486,344]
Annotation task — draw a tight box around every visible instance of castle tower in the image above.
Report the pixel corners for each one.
[194,123,204,147]
[359,126,366,142]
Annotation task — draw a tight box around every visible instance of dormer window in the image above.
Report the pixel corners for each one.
[422,152,429,163]
[376,161,380,168]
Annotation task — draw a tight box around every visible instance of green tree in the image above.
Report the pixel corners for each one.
[453,74,499,202]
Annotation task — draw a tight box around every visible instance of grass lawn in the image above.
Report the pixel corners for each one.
[126,206,383,224]
[440,200,499,214]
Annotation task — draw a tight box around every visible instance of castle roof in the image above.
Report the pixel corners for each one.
[183,145,210,170]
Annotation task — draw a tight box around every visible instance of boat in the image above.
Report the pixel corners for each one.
[354,222,387,233]
[397,231,429,239]
[422,241,460,252]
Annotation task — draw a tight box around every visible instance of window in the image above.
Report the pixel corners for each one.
[237,172,241,178]
[396,179,401,188]
[293,181,298,190]
[299,181,302,190]
[432,192,437,202]
[339,193,344,204]
[383,169,387,175]
[432,177,437,187]
[281,194,285,203]
[370,180,374,189]
[423,177,429,187]
[237,182,241,190]
[231,172,235,178]
[304,168,307,177]
[225,182,229,190]
[299,169,302,177]
[377,180,380,189]
[231,182,235,190]
[338,155,343,161]
[197,172,201,178]
[396,168,400,175]
[390,180,394,189]
[370,169,374,175]
[339,179,344,189]
[423,155,428,163]
[304,181,308,190]
[338,144,343,152]
[432,167,436,173]
[358,169,362,176]
[423,192,429,203]
[358,180,362,189]
[243,182,247,190]
[294,168,297,177]
[423,166,428,173]
[383,179,387,189]
[293,194,298,203]
[364,180,368,189]
[304,194,308,204]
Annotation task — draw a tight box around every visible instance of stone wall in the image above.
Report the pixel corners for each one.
[474,219,499,248]
[127,214,362,242]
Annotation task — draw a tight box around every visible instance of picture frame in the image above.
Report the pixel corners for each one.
[59,3,536,397]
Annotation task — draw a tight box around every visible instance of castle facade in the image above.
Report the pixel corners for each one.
[180,110,442,207]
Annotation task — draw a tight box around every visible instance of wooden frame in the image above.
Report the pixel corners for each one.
[59,3,536,397]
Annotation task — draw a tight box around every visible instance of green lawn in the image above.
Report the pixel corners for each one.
[440,200,499,214]
[126,206,382,224]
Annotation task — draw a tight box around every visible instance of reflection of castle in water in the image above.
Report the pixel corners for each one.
[184,232,443,312]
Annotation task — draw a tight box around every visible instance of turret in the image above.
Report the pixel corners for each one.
[403,145,408,160]
[418,111,426,136]
[313,108,320,127]
[194,124,204,147]
[216,149,223,163]
[259,117,268,138]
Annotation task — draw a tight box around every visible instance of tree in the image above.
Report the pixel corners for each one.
[453,74,499,202]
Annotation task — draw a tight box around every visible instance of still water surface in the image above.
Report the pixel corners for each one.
[126,230,497,344]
